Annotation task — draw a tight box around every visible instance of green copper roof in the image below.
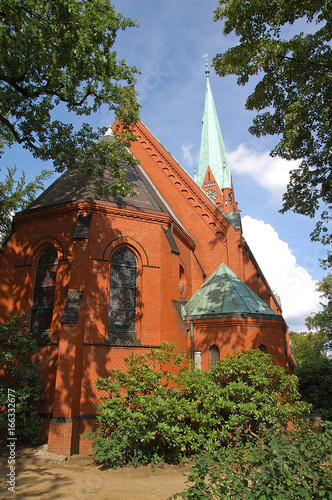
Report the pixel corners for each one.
[197,69,232,190]
[184,263,279,319]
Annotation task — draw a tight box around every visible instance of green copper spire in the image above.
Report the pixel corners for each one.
[197,54,231,190]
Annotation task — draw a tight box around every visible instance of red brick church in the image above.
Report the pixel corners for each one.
[0,66,293,455]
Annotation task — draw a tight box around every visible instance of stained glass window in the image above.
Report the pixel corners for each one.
[30,247,58,333]
[209,345,220,369]
[108,247,137,335]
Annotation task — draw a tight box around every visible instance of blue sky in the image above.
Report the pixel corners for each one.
[1,0,328,330]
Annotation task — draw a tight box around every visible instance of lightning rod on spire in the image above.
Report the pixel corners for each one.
[203,52,210,77]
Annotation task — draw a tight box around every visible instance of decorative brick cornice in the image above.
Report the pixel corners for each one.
[15,200,195,251]
[186,315,285,327]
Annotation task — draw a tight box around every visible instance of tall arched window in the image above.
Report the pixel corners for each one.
[209,345,220,369]
[108,247,137,340]
[30,247,58,334]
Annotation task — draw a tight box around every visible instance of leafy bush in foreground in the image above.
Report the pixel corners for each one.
[88,344,309,467]
[173,423,332,500]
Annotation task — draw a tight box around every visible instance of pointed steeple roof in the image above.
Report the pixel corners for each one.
[197,55,232,190]
[184,263,279,319]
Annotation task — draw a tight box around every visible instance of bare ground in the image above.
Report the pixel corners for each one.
[0,445,192,500]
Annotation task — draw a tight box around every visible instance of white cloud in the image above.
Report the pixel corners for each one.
[227,144,300,203]
[241,216,321,331]
[181,143,195,168]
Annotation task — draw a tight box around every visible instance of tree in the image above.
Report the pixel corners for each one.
[306,273,332,340]
[289,274,332,420]
[0,167,52,246]
[295,358,332,421]
[291,273,332,364]
[0,314,44,444]
[213,0,332,244]
[0,0,140,196]
[289,329,327,367]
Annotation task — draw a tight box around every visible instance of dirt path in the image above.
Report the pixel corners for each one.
[0,447,192,500]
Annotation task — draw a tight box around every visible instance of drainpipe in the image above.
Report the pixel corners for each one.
[190,320,195,367]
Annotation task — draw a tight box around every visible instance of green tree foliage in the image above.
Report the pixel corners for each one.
[0,167,52,246]
[0,314,44,444]
[173,423,332,499]
[290,330,327,366]
[296,358,332,421]
[88,344,309,467]
[213,0,332,244]
[306,273,332,339]
[289,274,332,420]
[0,0,140,196]
[290,273,332,364]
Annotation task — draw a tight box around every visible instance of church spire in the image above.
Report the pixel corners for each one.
[197,54,232,192]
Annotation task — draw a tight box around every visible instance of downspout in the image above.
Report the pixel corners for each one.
[190,320,195,367]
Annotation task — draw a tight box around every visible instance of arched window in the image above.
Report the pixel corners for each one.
[108,247,137,340]
[259,344,267,353]
[30,247,58,334]
[209,345,220,369]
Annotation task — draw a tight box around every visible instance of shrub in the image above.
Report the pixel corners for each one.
[173,423,332,499]
[212,349,310,436]
[89,345,309,467]
[88,343,230,466]
[0,314,44,445]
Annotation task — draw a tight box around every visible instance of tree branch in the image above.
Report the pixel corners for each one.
[0,73,96,107]
[277,54,332,73]
[0,113,39,152]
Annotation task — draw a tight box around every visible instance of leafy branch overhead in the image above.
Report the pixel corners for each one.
[0,0,140,196]
[213,0,332,244]
[0,167,53,246]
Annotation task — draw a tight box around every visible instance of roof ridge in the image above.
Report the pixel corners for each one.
[132,121,231,242]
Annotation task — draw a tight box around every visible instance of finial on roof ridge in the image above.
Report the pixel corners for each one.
[203,52,210,77]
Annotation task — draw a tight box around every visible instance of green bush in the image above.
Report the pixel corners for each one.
[0,314,44,445]
[173,423,332,499]
[88,344,309,467]
[211,349,309,436]
[88,343,229,466]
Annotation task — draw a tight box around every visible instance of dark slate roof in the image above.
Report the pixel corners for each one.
[162,227,180,254]
[222,211,242,231]
[184,263,280,320]
[27,160,169,215]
